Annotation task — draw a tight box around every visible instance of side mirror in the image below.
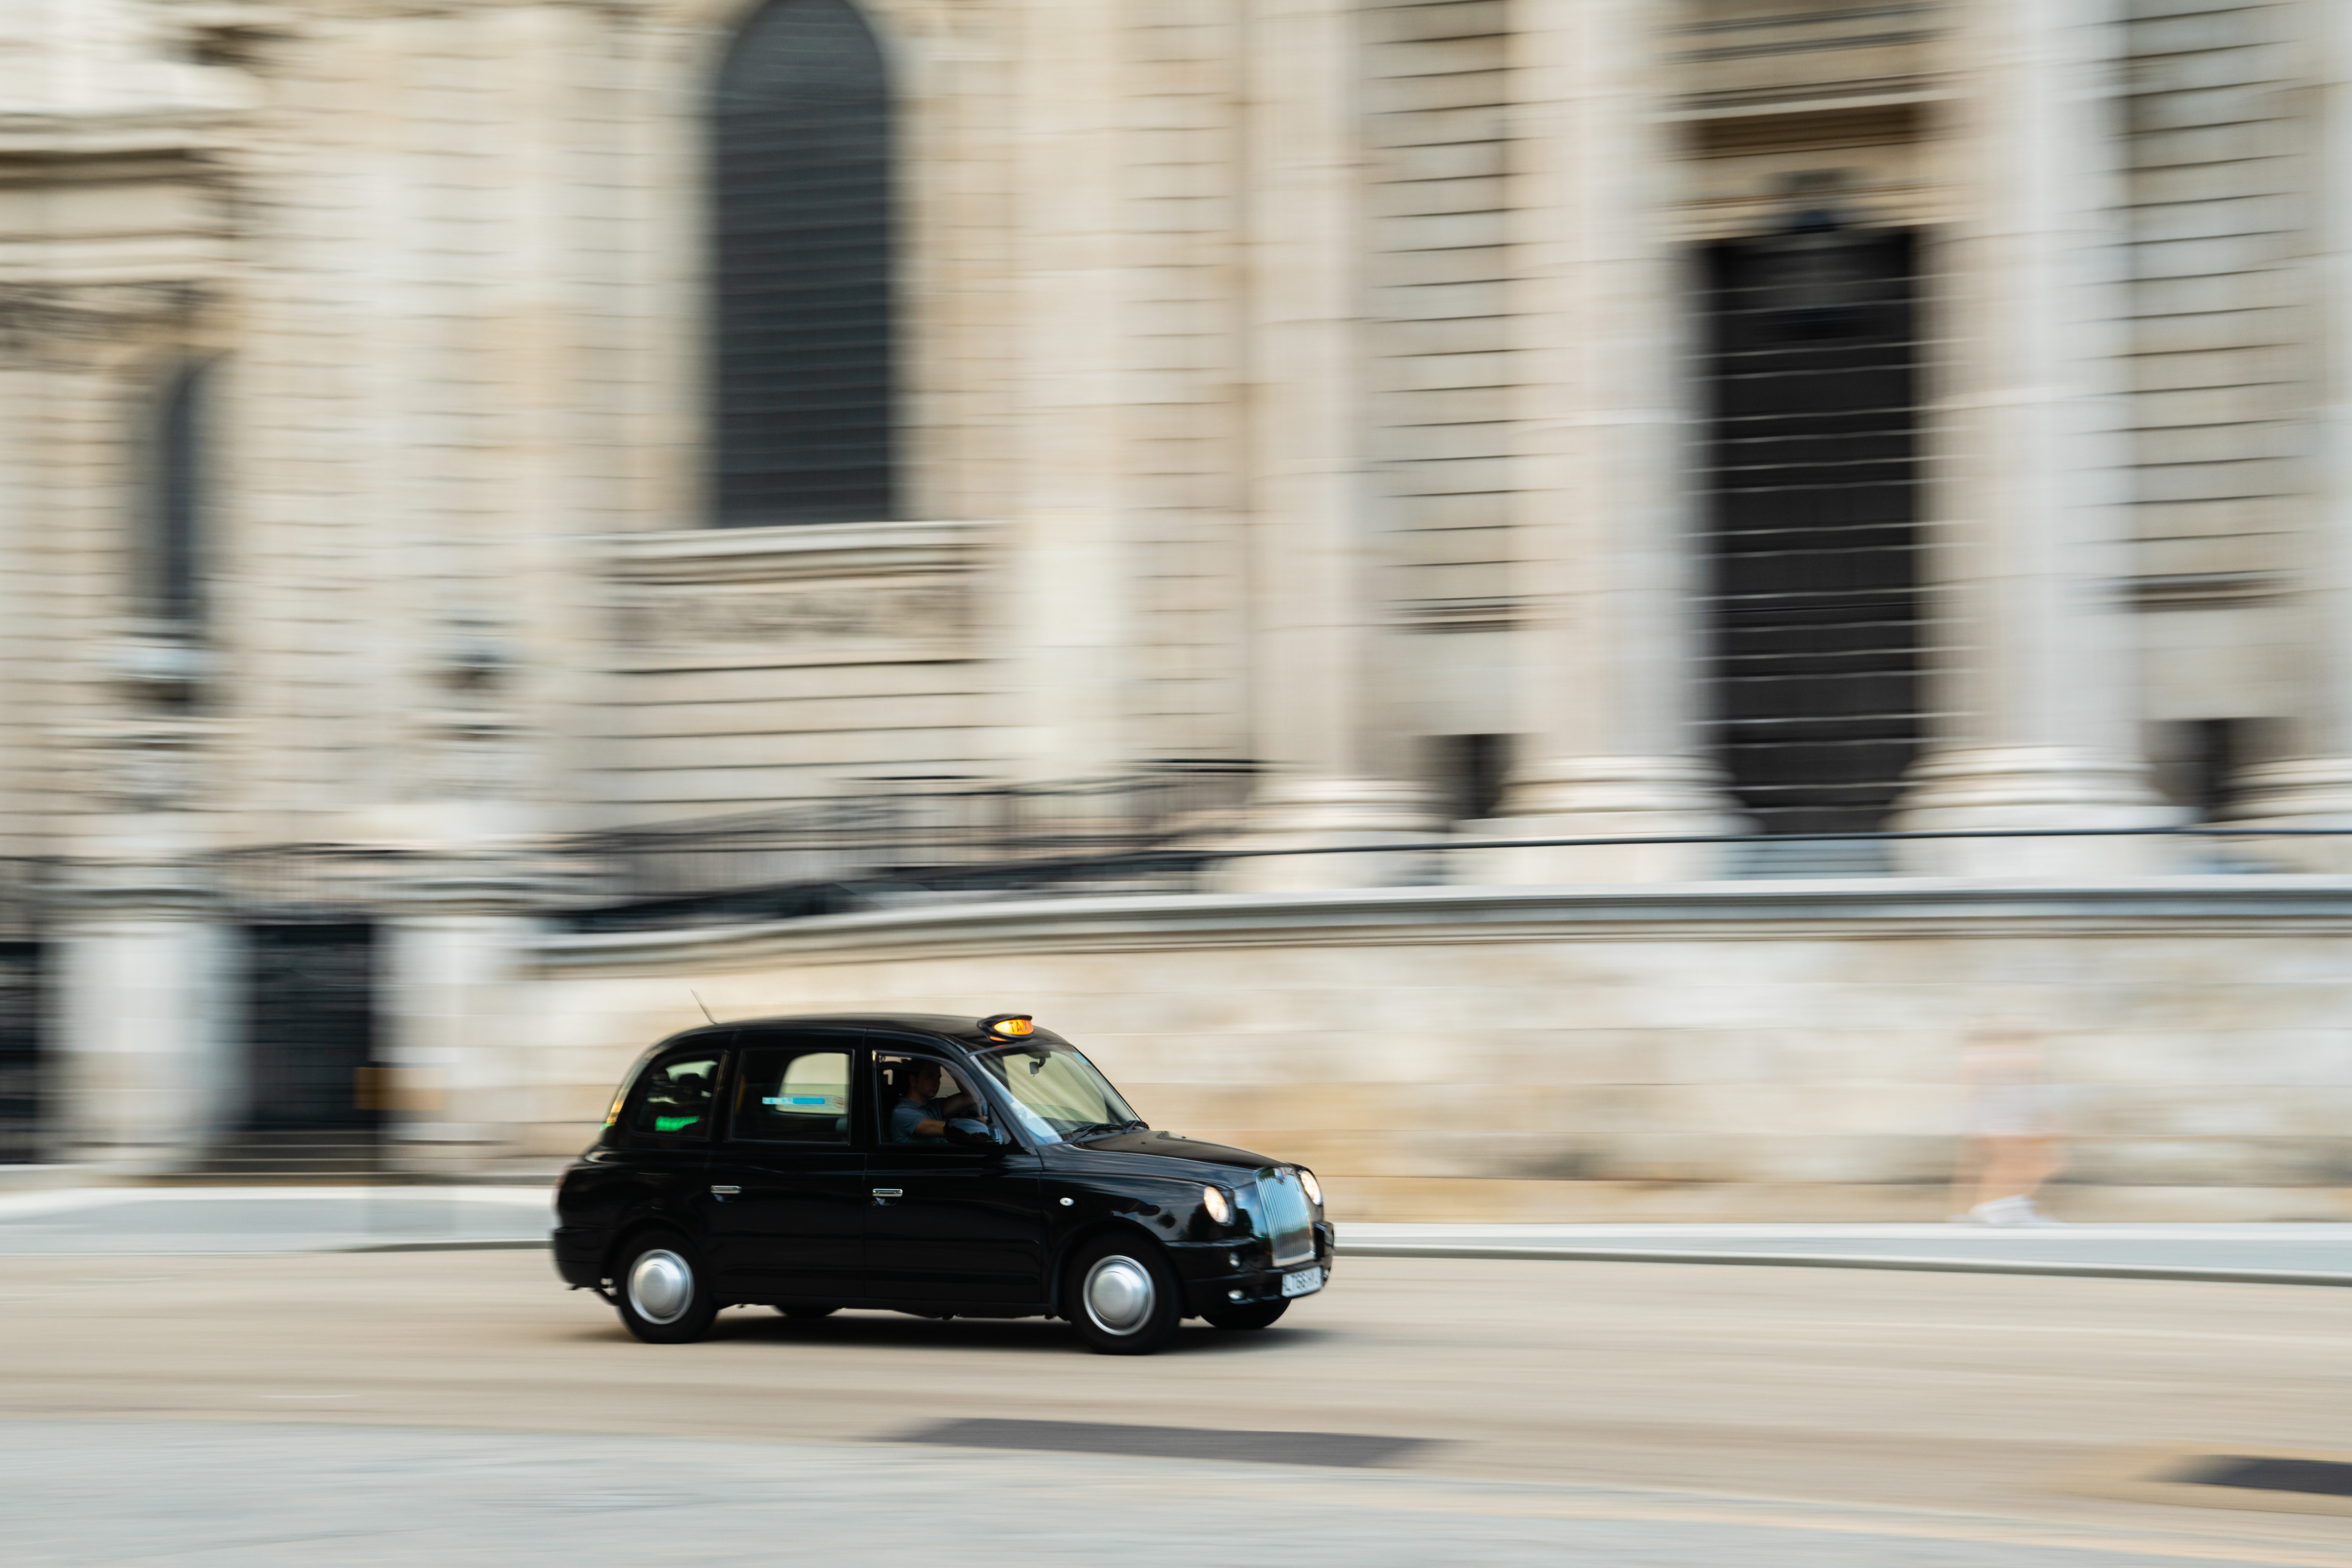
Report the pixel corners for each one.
[944,1118,1004,1149]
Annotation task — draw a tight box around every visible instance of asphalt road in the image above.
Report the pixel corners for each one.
[2,1249,2348,1565]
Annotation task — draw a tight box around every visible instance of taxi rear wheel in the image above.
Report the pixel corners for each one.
[1065,1235,1182,1355]
[613,1232,717,1344]
[1202,1298,1288,1331]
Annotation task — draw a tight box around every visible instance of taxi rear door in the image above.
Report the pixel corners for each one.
[702,1030,867,1301]
[606,1038,728,1243]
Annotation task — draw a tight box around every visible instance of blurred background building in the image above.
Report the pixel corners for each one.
[0,0,2346,1215]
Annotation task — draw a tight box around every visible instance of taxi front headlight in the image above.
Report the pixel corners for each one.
[1201,1184,1233,1225]
[1296,1167,1323,1207]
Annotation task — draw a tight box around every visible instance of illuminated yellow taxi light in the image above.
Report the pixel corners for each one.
[982,1013,1036,1039]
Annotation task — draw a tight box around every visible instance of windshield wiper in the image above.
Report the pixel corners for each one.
[1064,1117,1149,1141]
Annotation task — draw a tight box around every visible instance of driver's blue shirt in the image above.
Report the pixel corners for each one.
[890,1097,950,1144]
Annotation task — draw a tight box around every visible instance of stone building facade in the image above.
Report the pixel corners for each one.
[2,0,2349,1214]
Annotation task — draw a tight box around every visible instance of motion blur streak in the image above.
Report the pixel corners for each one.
[3,0,2350,1560]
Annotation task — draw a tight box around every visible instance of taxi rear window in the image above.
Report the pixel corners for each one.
[629,1052,722,1139]
[733,1047,852,1143]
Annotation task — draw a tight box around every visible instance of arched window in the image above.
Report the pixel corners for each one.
[150,357,213,625]
[712,0,896,527]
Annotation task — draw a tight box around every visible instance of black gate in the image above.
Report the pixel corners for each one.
[1700,226,1926,834]
[242,924,378,1132]
[0,944,39,1163]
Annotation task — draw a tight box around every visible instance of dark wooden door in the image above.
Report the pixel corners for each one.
[0,943,39,1163]
[1702,228,1925,835]
[242,924,378,1130]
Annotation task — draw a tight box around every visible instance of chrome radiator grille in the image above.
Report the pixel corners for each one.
[1255,1167,1318,1268]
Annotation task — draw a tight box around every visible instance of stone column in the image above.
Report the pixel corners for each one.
[1231,0,1433,891]
[375,864,546,1179]
[2217,0,2352,865]
[1007,0,1134,785]
[1887,0,2173,875]
[1472,0,1744,884]
[51,856,235,1173]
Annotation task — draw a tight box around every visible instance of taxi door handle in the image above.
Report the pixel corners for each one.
[871,1187,902,1205]
[709,1185,740,1196]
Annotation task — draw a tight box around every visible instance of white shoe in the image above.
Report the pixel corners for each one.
[1969,1197,2029,1226]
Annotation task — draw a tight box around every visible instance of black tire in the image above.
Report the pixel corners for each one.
[775,1304,839,1319]
[1064,1233,1183,1355]
[613,1232,717,1344]
[1201,1297,1288,1332]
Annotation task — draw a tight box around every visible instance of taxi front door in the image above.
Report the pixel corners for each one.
[864,1053,1043,1306]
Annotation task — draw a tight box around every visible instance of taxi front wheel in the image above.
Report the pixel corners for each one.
[614,1232,717,1344]
[1065,1235,1182,1355]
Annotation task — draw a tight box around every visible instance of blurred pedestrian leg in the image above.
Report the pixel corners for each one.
[1952,1018,2066,1224]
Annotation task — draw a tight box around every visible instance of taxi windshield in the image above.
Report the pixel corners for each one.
[973,1043,1143,1143]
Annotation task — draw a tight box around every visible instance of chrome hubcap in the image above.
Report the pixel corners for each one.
[627,1248,694,1325]
[1082,1254,1155,1335]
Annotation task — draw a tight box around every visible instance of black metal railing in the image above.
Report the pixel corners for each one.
[552,760,1262,929]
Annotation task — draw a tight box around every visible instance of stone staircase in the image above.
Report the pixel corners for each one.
[167,1129,389,1184]
[1722,837,1895,879]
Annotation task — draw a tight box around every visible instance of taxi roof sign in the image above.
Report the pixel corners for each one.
[980,1013,1035,1039]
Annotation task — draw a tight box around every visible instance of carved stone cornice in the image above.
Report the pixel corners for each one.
[0,282,208,351]
[599,520,991,673]
[0,113,240,166]
[603,519,986,587]
[2128,572,2291,611]
[1395,597,1519,634]
[68,717,226,813]
[173,3,304,66]
[47,856,219,918]
[296,0,653,19]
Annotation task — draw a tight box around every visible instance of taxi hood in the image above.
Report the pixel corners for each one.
[1063,1128,1278,1171]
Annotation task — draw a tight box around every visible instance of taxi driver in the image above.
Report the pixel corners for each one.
[891,1060,979,1143]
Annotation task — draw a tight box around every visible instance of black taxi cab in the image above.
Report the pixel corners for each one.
[553,1012,1332,1354]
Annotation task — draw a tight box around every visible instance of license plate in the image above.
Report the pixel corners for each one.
[1280,1266,1324,1298]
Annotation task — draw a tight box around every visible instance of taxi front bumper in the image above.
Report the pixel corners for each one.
[1169,1222,1334,1316]
[552,1225,606,1288]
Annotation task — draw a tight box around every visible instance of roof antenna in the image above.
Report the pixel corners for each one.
[689,989,717,1025]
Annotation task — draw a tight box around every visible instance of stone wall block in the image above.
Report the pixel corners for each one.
[524,886,2352,1217]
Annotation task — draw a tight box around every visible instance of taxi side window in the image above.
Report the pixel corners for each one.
[733,1048,852,1143]
[872,1052,990,1146]
[629,1052,723,1139]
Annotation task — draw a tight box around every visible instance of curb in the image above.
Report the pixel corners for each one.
[339,1239,552,1253]
[327,1237,2352,1286]
[1335,1242,2352,1289]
